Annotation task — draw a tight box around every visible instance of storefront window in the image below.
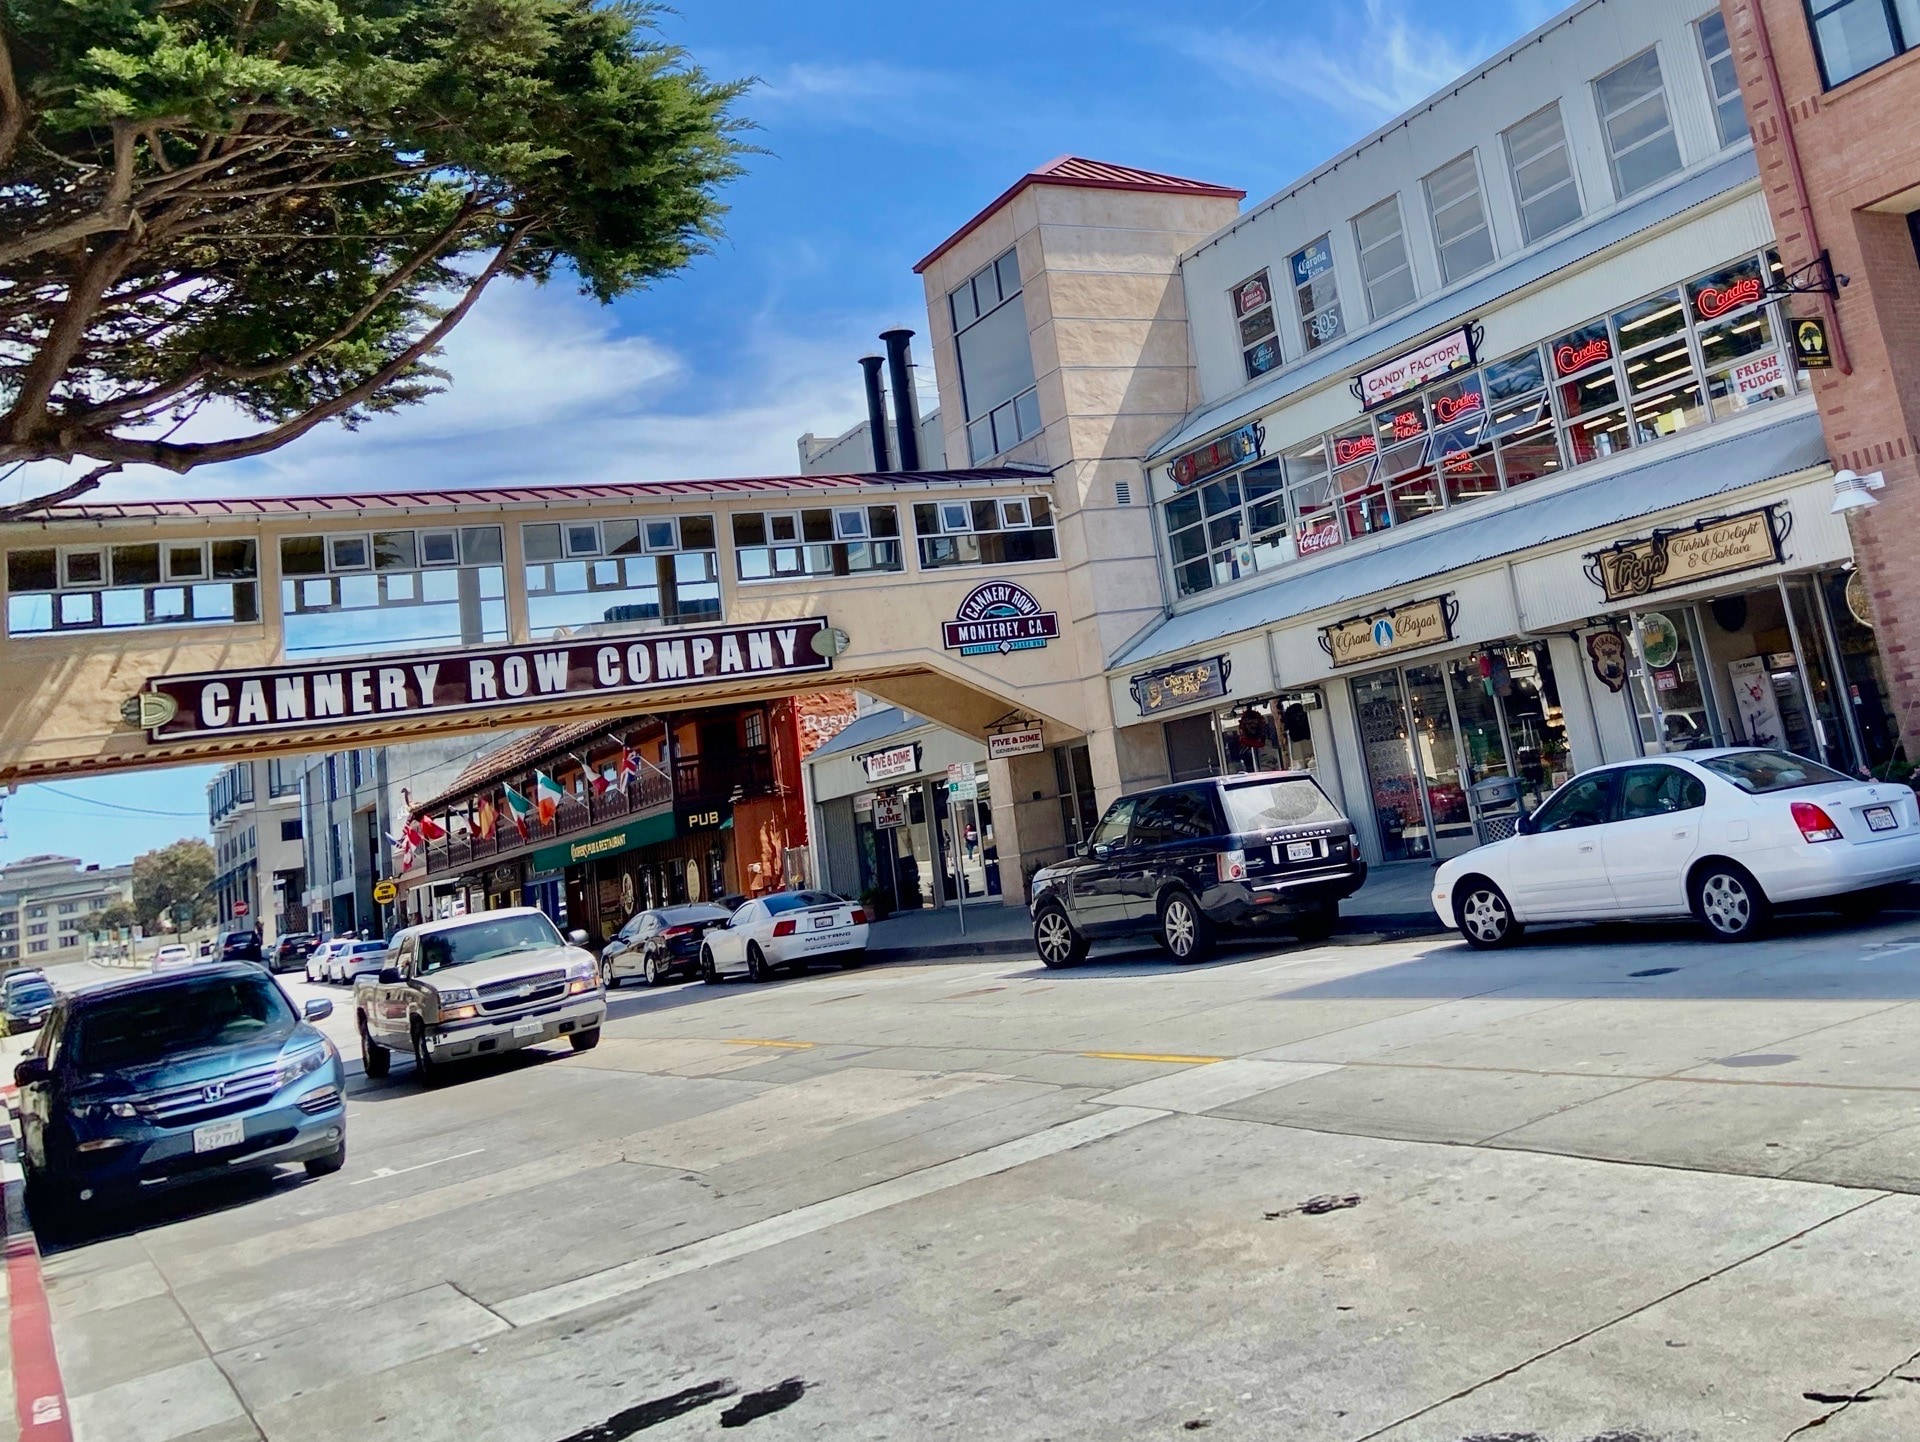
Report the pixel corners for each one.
[1054,744,1102,849]
[1353,669,1429,861]
[1821,568,1900,774]
[1165,713,1221,782]
[1627,608,1721,752]
[936,772,999,901]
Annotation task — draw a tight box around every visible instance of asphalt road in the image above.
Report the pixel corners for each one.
[18,910,1920,1442]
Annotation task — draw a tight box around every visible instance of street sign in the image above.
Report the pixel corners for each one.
[945,762,973,784]
[233,901,249,916]
[373,879,398,904]
[947,777,977,801]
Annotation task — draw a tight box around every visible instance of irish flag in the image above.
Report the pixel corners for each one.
[535,771,564,826]
[502,783,534,840]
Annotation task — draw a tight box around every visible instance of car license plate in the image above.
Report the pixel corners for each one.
[812,914,835,929]
[193,1118,245,1154]
[1866,804,1898,832]
[512,1018,544,1039]
[1286,840,1317,862]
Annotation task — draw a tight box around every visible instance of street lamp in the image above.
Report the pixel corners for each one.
[1831,468,1885,514]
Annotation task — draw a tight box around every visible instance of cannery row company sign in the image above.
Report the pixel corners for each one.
[1583,506,1791,604]
[138,618,835,742]
[1130,656,1231,717]
[942,581,1059,656]
[1319,595,1459,667]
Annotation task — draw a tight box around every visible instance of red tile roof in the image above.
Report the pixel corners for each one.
[914,156,1244,274]
[33,466,1051,523]
[414,716,638,817]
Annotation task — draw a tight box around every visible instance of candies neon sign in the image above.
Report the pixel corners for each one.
[1693,275,1763,321]
[1554,336,1611,376]
[1432,389,1484,424]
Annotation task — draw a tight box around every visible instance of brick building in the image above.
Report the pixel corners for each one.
[1724,0,1920,762]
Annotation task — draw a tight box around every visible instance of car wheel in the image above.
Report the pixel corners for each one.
[1032,903,1088,969]
[358,1014,390,1080]
[644,952,662,987]
[569,1027,601,1052]
[601,958,617,990]
[1455,878,1522,950]
[700,948,722,984]
[1694,862,1770,942]
[304,1139,347,1177]
[747,943,771,983]
[1292,900,1338,943]
[1158,890,1214,963]
[410,1020,445,1087]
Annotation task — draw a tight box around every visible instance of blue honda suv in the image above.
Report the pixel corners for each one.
[13,963,346,1228]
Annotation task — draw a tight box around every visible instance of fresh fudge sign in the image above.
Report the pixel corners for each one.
[140,619,835,741]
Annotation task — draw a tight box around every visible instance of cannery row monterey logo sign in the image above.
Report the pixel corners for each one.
[1583,507,1791,603]
[1319,595,1459,667]
[136,618,835,742]
[1130,656,1231,717]
[942,581,1059,656]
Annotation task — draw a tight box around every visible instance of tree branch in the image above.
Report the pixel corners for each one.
[0,27,22,170]
[75,218,538,473]
[0,122,142,267]
[3,238,131,445]
[0,461,121,522]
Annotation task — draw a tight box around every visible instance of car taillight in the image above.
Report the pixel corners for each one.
[772,919,797,937]
[663,925,695,938]
[849,908,867,925]
[1217,849,1248,882]
[1791,801,1844,843]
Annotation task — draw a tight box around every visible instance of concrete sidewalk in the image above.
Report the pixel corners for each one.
[866,858,1442,962]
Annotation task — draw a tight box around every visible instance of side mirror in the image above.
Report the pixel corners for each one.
[302,998,334,1021]
[1515,813,1538,836]
[1074,842,1092,859]
[377,966,401,985]
[13,1056,48,1088]
[567,929,589,947]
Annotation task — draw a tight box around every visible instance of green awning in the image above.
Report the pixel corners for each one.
[530,812,676,873]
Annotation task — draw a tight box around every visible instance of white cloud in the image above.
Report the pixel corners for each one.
[1168,0,1487,125]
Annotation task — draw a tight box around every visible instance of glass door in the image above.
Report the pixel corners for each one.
[1627,606,1721,752]
[1406,663,1477,858]
[1352,668,1430,860]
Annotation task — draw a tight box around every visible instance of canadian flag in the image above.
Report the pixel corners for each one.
[417,813,447,841]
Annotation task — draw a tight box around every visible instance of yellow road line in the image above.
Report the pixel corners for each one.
[725,1038,816,1050]
[1081,1051,1223,1066]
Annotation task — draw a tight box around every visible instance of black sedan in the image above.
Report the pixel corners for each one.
[601,903,735,986]
[1029,772,1367,966]
[1,972,55,1036]
[269,932,317,974]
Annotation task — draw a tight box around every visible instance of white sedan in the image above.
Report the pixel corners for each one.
[152,943,194,968]
[700,892,870,982]
[1435,748,1920,947]
[328,938,391,985]
[305,940,340,983]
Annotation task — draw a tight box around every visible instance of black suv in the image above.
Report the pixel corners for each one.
[1028,771,1367,966]
[215,927,264,964]
[270,932,316,973]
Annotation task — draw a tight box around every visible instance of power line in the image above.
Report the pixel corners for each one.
[29,785,207,818]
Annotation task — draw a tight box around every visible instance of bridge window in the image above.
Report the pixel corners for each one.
[731,505,903,580]
[522,515,721,637]
[912,495,1057,569]
[279,526,505,658]
[6,539,259,636]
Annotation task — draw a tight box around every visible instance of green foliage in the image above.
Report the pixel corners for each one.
[81,900,137,937]
[131,838,216,929]
[0,0,748,505]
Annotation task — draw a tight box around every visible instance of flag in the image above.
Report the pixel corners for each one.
[418,813,447,841]
[473,794,497,840]
[397,820,421,870]
[535,771,564,826]
[617,745,639,788]
[503,783,534,840]
[591,770,610,798]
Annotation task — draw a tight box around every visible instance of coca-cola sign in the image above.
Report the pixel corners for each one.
[1352,325,1479,409]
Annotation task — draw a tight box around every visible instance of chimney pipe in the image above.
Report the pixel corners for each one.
[879,328,922,471]
[858,355,892,472]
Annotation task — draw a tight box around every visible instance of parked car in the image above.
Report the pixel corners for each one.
[700,891,869,982]
[328,938,392,986]
[270,933,317,974]
[12,963,344,1228]
[0,972,56,1036]
[305,939,340,983]
[1028,771,1367,966]
[1433,748,1920,948]
[354,908,604,1084]
[214,927,264,964]
[153,943,194,969]
[601,904,734,987]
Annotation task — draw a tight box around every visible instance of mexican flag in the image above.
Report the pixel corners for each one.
[502,783,534,840]
[535,771,564,826]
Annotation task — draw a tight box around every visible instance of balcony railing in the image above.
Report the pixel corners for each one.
[425,767,671,875]
[674,747,773,803]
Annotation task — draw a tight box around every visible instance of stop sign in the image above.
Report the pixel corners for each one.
[234,901,249,916]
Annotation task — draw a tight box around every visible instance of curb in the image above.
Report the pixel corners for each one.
[1,1117,74,1441]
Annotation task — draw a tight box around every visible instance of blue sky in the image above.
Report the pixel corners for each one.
[1,0,1563,867]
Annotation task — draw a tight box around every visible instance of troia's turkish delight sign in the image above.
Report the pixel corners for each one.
[140,619,835,741]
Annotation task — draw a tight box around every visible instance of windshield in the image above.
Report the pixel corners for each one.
[1221,777,1342,833]
[72,973,294,1072]
[1699,750,1848,794]
[8,982,53,1006]
[417,914,565,973]
[763,892,841,915]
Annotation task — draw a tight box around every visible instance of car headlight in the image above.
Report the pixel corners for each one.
[276,1043,333,1088]
[432,986,477,1006]
[71,1100,138,1120]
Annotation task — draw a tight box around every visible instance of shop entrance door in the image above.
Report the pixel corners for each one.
[1626,606,1722,753]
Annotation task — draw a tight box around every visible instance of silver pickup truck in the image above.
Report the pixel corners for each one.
[353,907,606,1084]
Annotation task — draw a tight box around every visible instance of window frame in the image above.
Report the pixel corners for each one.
[1804,0,1914,88]
[951,247,1041,462]
[1594,47,1685,200]
[1695,11,1751,146]
[1352,195,1417,321]
[1230,269,1283,381]
[1503,102,1585,246]
[1423,152,1497,284]
[1288,235,1346,352]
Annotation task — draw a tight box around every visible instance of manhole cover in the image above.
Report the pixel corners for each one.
[1716,1053,1797,1068]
